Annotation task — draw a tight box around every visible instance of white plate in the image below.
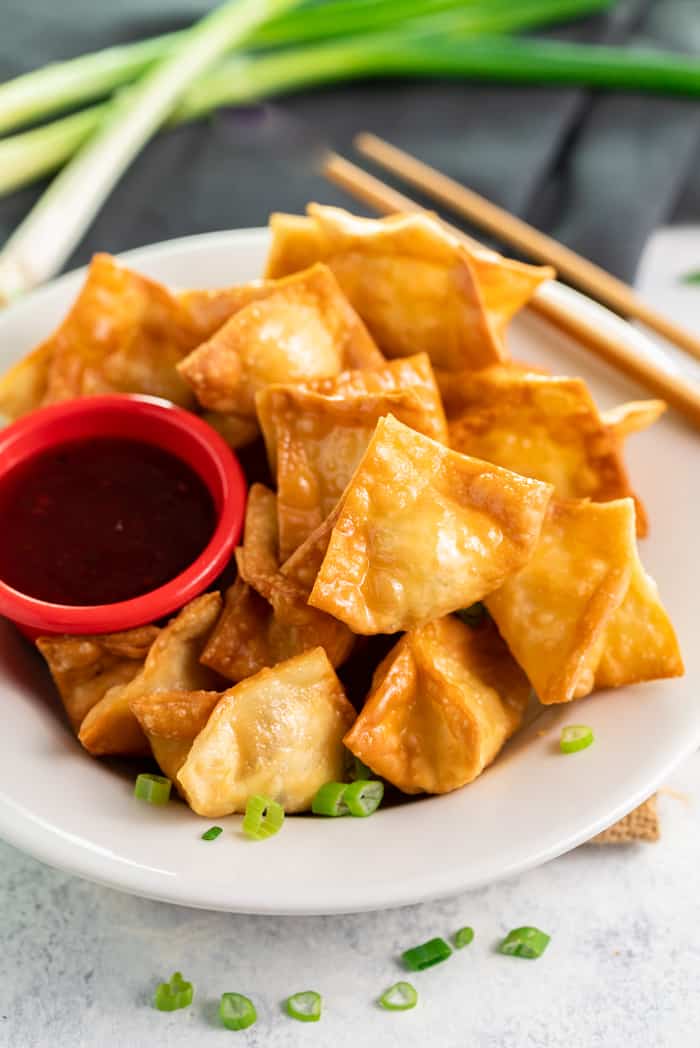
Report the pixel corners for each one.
[0,229,697,915]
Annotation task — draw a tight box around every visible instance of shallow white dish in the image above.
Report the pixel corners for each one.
[0,229,696,915]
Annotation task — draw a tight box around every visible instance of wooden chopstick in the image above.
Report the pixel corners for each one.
[354,132,700,365]
[322,151,700,430]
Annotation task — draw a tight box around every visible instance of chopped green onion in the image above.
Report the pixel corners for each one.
[499,926,550,959]
[219,992,257,1030]
[402,937,453,971]
[560,724,594,754]
[680,270,700,285]
[312,782,349,817]
[353,756,374,780]
[454,926,474,949]
[134,773,171,805]
[285,990,322,1022]
[201,825,223,841]
[242,795,285,840]
[456,602,487,627]
[378,981,418,1011]
[344,779,384,817]
[154,972,194,1012]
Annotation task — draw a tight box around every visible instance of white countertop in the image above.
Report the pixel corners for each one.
[1,229,698,1048]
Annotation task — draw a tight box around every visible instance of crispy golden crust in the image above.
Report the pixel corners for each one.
[36,626,159,733]
[129,688,221,782]
[178,647,356,816]
[309,414,553,634]
[78,592,223,756]
[344,616,530,794]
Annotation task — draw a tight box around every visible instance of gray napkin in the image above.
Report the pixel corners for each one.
[0,0,699,283]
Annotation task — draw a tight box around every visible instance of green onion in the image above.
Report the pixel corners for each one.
[242,795,285,840]
[378,981,418,1011]
[499,926,550,959]
[454,926,475,949]
[312,782,350,817]
[154,972,194,1012]
[560,724,594,754]
[0,0,302,303]
[285,990,322,1023]
[353,756,374,780]
[201,825,223,841]
[680,270,700,286]
[219,992,257,1030]
[456,603,487,627]
[134,773,171,806]
[402,937,452,971]
[343,779,384,817]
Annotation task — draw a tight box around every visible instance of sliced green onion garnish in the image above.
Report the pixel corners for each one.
[153,971,193,1012]
[353,756,373,780]
[680,269,700,285]
[456,602,487,627]
[219,992,257,1030]
[285,990,322,1022]
[454,926,474,949]
[344,779,384,817]
[560,724,594,754]
[378,981,418,1011]
[402,937,452,971]
[311,781,349,817]
[201,825,223,841]
[242,795,285,840]
[499,926,550,959]
[134,773,171,805]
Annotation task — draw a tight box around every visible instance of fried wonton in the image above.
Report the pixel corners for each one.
[265,205,552,369]
[257,384,447,559]
[36,626,159,733]
[0,254,211,420]
[447,368,657,534]
[178,647,356,816]
[344,616,530,794]
[308,414,553,634]
[485,498,682,705]
[78,592,223,755]
[177,262,383,420]
[129,689,221,782]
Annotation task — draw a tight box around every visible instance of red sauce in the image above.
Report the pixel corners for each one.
[0,437,216,606]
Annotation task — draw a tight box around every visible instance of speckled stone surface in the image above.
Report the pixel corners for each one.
[0,753,698,1048]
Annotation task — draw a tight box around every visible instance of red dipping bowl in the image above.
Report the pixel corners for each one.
[0,395,247,638]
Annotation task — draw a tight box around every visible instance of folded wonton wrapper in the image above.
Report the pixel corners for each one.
[201,486,354,681]
[447,369,662,536]
[257,384,448,560]
[485,498,683,705]
[265,205,553,370]
[344,615,530,794]
[177,262,383,419]
[129,689,221,782]
[36,626,159,733]
[178,647,356,815]
[78,592,223,755]
[308,414,553,634]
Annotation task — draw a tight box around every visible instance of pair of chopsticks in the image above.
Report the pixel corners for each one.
[322,134,700,430]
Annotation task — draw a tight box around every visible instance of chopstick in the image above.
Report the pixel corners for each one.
[355,132,700,365]
[322,151,700,431]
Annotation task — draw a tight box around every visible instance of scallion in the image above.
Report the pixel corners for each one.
[242,795,285,840]
[220,992,257,1030]
[353,755,374,781]
[343,779,384,817]
[378,981,418,1011]
[454,926,475,949]
[560,724,594,754]
[402,937,453,971]
[311,782,350,817]
[154,972,194,1012]
[285,990,322,1023]
[201,825,223,841]
[499,926,550,959]
[134,773,171,806]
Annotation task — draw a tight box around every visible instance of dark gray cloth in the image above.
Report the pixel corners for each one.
[1,0,699,282]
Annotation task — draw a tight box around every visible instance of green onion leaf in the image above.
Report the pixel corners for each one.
[220,992,257,1030]
[154,971,193,1012]
[201,825,223,841]
[560,724,594,754]
[134,773,171,806]
[285,990,322,1022]
[242,795,285,840]
[499,926,550,959]
[456,602,487,627]
[402,937,453,971]
[454,926,474,949]
[680,270,700,285]
[353,756,373,780]
[378,981,418,1011]
[312,782,350,817]
[343,779,384,817]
